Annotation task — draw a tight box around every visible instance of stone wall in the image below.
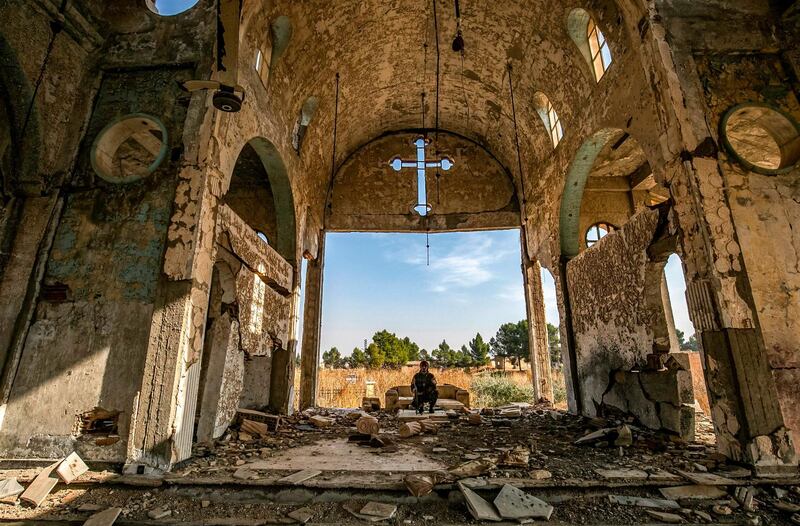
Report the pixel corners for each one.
[566,208,695,437]
[693,53,800,434]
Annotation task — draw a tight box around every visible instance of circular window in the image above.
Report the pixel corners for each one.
[145,0,200,16]
[586,222,615,248]
[721,104,800,174]
[91,114,168,184]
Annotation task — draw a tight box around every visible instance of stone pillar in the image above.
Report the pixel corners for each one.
[660,270,681,353]
[299,234,325,410]
[269,265,301,414]
[671,157,797,472]
[521,245,552,402]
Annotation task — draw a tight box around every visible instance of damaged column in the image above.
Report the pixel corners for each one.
[299,233,325,410]
[521,238,553,402]
[670,154,797,472]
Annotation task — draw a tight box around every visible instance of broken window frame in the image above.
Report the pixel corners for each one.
[585,222,615,248]
[587,19,612,82]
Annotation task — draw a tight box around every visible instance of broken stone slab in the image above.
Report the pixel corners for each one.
[278,470,322,485]
[0,478,24,499]
[359,501,397,520]
[449,459,495,479]
[574,425,632,447]
[644,510,683,523]
[404,474,437,497]
[595,468,649,480]
[675,469,738,486]
[659,485,728,500]
[147,508,172,520]
[308,415,334,428]
[287,506,314,523]
[20,461,61,507]
[499,447,530,467]
[493,484,553,520]
[457,481,502,522]
[342,501,390,523]
[57,452,89,483]
[84,507,122,526]
[608,495,680,509]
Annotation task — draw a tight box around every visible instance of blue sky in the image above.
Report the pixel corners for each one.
[151,0,199,16]
[314,231,694,355]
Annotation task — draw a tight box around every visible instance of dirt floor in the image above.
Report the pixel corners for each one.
[0,403,798,525]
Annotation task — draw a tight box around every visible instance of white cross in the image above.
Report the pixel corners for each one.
[389,137,454,216]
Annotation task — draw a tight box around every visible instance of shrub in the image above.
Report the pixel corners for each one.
[470,374,535,408]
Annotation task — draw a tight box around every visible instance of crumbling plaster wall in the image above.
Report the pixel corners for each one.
[692,53,800,434]
[0,66,192,462]
[566,209,684,421]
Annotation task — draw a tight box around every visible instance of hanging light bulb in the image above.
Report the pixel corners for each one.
[452,0,464,52]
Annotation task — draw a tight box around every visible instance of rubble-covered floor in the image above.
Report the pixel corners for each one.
[0,404,799,525]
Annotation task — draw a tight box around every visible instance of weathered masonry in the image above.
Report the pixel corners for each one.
[0,0,798,474]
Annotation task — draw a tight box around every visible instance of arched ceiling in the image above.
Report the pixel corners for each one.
[242,0,633,190]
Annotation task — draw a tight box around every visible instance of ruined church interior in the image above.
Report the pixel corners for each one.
[0,0,799,523]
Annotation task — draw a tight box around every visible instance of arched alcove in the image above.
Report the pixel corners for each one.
[559,129,666,258]
[226,138,297,264]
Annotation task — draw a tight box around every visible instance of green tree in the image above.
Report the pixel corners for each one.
[458,345,473,367]
[546,323,562,365]
[491,320,529,370]
[349,347,367,368]
[468,332,491,366]
[432,340,457,367]
[369,330,421,367]
[419,348,432,363]
[366,342,385,368]
[322,347,343,368]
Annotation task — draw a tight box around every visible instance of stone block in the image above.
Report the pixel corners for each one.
[241,355,271,409]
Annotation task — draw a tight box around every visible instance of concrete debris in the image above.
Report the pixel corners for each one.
[57,452,89,483]
[574,425,632,447]
[712,504,733,516]
[83,507,122,526]
[775,500,800,513]
[287,507,314,524]
[659,485,727,500]
[147,507,172,519]
[499,447,530,467]
[278,469,322,485]
[644,510,683,523]
[77,504,106,512]
[676,469,738,485]
[529,469,552,480]
[360,501,398,520]
[241,419,270,437]
[493,484,554,520]
[468,413,484,425]
[608,495,680,509]
[356,416,380,436]
[20,461,60,507]
[308,415,334,428]
[595,468,649,480]
[342,501,392,522]
[449,459,495,479]
[0,478,24,500]
[458,481,502,522]
[734,486,757,511]
[404,473,438,497]
[361,397,381,412]
[236,409,281,431]
[692,509,713,522]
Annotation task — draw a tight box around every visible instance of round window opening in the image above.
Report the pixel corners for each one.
[721,104,800,174]
[145,0,200,16]
[91,114,168,184]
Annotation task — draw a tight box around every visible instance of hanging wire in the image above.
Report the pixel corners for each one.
[507,63,528,218]
[426,230,430,266]
[330,73,340,184]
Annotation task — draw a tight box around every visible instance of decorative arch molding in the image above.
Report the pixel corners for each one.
[558,128,622,258]
[325,129,521,232]
[230,137,297,264]
[0,34,42,196]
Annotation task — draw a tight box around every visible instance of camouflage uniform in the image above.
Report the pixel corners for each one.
[411,371,438,413]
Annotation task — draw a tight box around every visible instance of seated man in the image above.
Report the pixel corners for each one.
[411,360,438,414]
